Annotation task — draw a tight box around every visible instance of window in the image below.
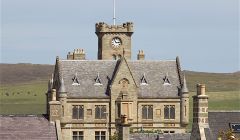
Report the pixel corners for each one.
[72,74,80,86]
[73,131,84,140]
[94,73,102,86]
[229,123,240,133]
[116,103,121,118]
[140,73,148,85]
[95,131,105,140]
[116,102,133,119]
[95,105,107,119]
[72,105,84,119]
[164,105,175,119]
[163,75,171,85]
[142,105,153,119]
[122,102,133,119]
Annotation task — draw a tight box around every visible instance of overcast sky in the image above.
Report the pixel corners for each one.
[1,0,239,72]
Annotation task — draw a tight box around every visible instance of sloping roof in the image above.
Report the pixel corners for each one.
[208,111,240,139]
[130,133,191,140]
[128,60,180,98]
[58,60,117,98]
[0,115,57,140]
[55,59,181,98]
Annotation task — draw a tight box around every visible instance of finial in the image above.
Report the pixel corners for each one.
[181,74,189,93]
[59,77,66,93]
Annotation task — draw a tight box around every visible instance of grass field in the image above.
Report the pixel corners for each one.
[0,82,47,114]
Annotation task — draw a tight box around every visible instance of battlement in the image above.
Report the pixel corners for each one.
[95,22,134,33]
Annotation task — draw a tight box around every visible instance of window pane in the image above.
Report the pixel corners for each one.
[79,136,84,140]
[170,106,175,119]
[101,106,107,119]
[95,106,100,119]
[95,131,100,136]
[101,136,106,140]
[79,106,84,119]
[101,131,105,136]
[79,131,83,135]
[117,103,121,118]
[95,136,100,140]
[73,131,78,136]
[129,103,132,119]
[164,105,169,119]
[72,106,78,119]
[142,106,147,119]
[122,103,128,118]
[148,106,153,119]
[73,136,78,140]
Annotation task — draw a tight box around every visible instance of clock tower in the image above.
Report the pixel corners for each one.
[95,22,133,60]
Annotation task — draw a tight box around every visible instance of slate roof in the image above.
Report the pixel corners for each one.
[54,59,182,98]
[130,133,191,140]
[0,115,57,140]
[208,111,240,139]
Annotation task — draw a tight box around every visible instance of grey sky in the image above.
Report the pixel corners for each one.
[1,0,239,72]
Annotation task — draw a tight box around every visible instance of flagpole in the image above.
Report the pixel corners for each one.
[113,0,116,25]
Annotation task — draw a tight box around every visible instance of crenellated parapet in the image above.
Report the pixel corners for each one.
[95,22,133,34]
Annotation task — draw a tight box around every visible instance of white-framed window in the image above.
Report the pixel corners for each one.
[72,131,84,140]
[95,131,106,140]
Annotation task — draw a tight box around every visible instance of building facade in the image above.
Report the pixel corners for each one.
[47,22,190,140]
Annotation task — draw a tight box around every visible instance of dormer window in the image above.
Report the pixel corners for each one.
[140,73,148,85]
[163,75,171,85]
[72,73,80,86]
[94,73,102,86]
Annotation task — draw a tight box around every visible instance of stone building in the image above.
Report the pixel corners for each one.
[46,22,190,140]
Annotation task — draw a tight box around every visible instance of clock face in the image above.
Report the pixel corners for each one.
[111,37,122,48]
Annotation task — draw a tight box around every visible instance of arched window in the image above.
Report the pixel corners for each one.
[142,105,153,119]
[170,105,175,119]
[164,105,169,119]
[164,105,175,119]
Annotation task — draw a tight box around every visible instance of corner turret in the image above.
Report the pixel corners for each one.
[180,75,189,127]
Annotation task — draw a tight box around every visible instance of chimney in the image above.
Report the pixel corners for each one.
[197,84,206,95]
[67,52,74,60]
[137,50,145,60]
[73,49,85,60]
[190,84,209,140]
[67,49,86,60]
